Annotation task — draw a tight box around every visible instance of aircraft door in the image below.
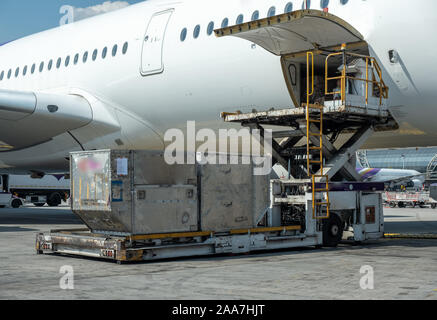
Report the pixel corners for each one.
[141,9,174,76]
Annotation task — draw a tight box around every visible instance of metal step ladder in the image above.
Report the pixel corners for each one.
[306,52,330,220]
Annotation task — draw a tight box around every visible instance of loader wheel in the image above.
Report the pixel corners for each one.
[322,214,344,247]
[47,193,62,207]
[11,199,22,208]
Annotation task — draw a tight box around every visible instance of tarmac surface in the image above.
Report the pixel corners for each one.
[0,204,437,300]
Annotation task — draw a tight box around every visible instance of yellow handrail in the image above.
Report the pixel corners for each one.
[307,51,314,105]
[325,52,388,106]
[306,51,314,174]
[306,51,330,220]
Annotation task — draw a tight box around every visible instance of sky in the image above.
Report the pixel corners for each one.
[0,0,146,44]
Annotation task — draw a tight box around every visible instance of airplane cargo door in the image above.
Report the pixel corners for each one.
[141,9,173,76]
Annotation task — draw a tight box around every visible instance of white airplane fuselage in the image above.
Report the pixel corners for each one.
[0,0,436,173]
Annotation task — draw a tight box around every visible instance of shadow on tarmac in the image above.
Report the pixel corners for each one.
[0,207,81,225]
[0,226,39,232]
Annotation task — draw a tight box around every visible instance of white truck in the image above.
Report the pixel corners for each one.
[0,192,24,208]
[0,174,70,207]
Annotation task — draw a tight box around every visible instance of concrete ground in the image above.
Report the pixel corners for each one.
[0,205,437,300]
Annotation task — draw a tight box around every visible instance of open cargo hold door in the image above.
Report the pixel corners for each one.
[214,10,365,107]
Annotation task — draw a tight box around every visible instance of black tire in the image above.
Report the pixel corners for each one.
[389,202,396,208]
[398,202,405,208]
[432,204,437,209]
[11,199,22,208]
[34,203,45,207]
[47,193,62,207]
[322,214,344,247]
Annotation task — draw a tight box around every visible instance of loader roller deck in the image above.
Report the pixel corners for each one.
[36,226,312,263]
[222,104,397,133]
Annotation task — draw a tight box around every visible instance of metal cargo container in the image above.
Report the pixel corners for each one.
[70,150,270,235]
[198,155,270,232]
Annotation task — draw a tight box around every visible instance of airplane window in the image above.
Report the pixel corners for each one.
[65,56,70,67]
[102,47,108,59]
[15,67,19,77]
[122,42,128,54]
[23,66,27,76]
[7,69,11,79]
[207,22,214,35]
[112,45,117,57]
[221,18,229,28]
[180,28,187,41]
[56,58,61,68]
[31,64,35,74]
[251,10,259,21]
[268,6,276,17]
[74,54,79,65]
[48,59,53,71]
[0,71,3,81]
[285,2,293,13]
[83,51,88,63]
[236,14,244,24]
[39,62,44,72]
[193,25,200,39]
[92,49,98,61]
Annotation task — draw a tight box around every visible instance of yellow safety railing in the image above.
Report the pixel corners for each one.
[325,51,388,106]
[306,52,330,220]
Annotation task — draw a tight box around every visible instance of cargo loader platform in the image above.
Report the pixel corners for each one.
[223,103,397,133]
[37,226,316,263]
